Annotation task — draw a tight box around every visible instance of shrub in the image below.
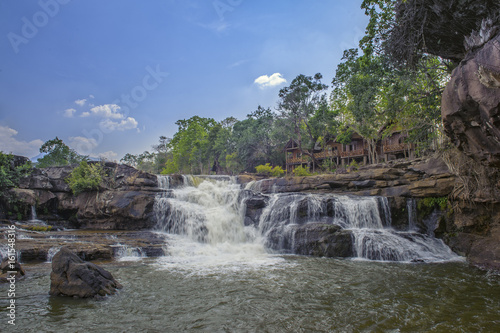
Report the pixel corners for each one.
[347,159,359,171]
[292,165,311,177]
[271,166,285,177]
[66,161,104,195]
[255,163,273,176]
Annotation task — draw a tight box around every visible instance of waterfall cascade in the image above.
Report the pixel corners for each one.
[154,175,459,263]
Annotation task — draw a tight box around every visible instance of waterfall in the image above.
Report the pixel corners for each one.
[407,198,417,231]
[153,175,459,264]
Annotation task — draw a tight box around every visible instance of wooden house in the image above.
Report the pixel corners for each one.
[381,129,414,161]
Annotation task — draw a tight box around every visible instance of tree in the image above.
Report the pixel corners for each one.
[162,116,216,174]
[0,152,32,197]
[36,137,86,168]
[278,73,329,170]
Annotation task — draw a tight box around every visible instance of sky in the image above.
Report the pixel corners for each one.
[0,0,368,161]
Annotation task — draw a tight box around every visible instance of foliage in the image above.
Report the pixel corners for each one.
[66,161,104,195]
[37,137,86,168]
[0,152,32,196]
[271,166,285,178]
[255,163,273,176]
[347,159,359,171]
[278,73,329,169]
[292,165,311,177]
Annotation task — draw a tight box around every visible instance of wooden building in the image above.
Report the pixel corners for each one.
[284,129,416,173]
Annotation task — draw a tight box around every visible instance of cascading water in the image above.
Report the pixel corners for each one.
[153,175,271,272]
[153,175,460,265]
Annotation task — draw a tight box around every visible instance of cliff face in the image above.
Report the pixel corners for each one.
[442,33,500,168]
[2,162,158,230]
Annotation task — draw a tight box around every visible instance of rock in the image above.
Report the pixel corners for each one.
[240,190,269,227]
[442,33,500,168]
[0,258,25,282]
[291,223,353,257]
[50,247,122,298]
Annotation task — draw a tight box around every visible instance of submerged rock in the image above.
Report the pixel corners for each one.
[0,258,25,282]
[50,247,122,298]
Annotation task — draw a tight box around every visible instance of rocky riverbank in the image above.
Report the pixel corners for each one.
[1,156,500,271]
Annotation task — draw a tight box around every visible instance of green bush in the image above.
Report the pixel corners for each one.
[66,161,104,195]
[271,166,285,177]
[255,163,273,176]
[292,165,311,177]
[347,159,359,171]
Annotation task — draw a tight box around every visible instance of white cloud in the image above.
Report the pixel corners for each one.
[81,111,91,117]
[100,117,138,131]
[0,125,43,157]
[75,99,87,106]
[254,73,287,88]
[89,94,95,99]
[89,104,124,119]
[63,108,76,118]
[94,150,118,161]
[68,136,98,155]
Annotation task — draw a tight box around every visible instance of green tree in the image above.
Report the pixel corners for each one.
[163,116,216,174]
[0,152,32,196]
[278,74,328,170]
[36,137,85,168]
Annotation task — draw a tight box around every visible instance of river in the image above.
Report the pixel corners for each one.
[1,176,499,332]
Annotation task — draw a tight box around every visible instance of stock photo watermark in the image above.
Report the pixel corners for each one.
[213,0,243,21]
[76,64,169,155]
[7,0,71,54]
[5,225,17,326]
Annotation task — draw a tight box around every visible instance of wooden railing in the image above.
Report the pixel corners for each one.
[340,148,367,158]
[287,151,339,164]
[383,143,409,153]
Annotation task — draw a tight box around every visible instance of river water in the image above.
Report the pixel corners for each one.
[1,176,500,332]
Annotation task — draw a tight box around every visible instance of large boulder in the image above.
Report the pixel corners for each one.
[290,223,354,257]
[442,33,500,168]
[49,247,122,298]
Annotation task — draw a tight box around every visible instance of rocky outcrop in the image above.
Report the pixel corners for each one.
[442,33,500,168]
[0,227,166,263]
[50,247,122,298]
[5,162,160,229]
[238,157,455,198]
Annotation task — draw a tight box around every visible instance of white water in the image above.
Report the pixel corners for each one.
[154,175,460,266]
[111,243,146,261]
[154,176,283,273]
[45,246,61,263]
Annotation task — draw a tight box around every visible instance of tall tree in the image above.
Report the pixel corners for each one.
[278,74,328,169]
[37,137,85,168]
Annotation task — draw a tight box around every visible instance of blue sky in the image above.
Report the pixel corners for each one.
[0,0,368,161]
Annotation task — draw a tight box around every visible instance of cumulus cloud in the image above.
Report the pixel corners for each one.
[100,117,138,131]
[75,99,87,106]
[254,73,287,88]
[63,108,76,118]
[88,104,124,119]
[68,136,98,155]
[0,125,43,157]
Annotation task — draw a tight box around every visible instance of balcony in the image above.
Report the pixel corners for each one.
[383,143,410,153]
[340,148,367,158]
